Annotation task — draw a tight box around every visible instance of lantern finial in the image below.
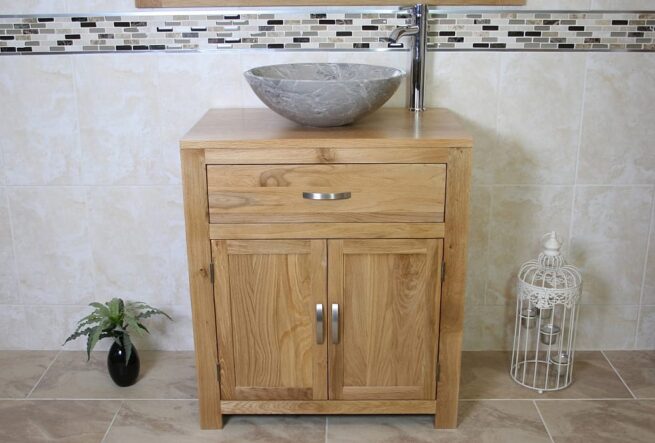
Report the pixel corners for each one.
[542,231,561,257]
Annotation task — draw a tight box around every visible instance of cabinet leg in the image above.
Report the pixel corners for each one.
[200,412,223,430]
[434,402,458,429]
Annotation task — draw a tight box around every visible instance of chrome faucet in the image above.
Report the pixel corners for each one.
[386,4,428,112]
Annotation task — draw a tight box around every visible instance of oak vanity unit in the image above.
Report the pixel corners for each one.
[180,108,472,429]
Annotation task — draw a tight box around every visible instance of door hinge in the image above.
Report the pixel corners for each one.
[209,263,215,284]
[441,261,446,281]
[216,363,221,383]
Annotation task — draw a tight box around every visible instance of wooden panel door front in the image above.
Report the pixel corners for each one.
[212,239,328,401]
[328,239,443,400]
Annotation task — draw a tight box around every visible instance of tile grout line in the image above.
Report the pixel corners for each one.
[459,397,638,402]
[22,397,197,401]
[482,51,502,306]
[634,186,655,348]
[69,54,83,187]
[487,184,655,188]
[4,182,22,306]
[5,397,645,402]
[100,399,123,443]
[567,51,589,255]
[26,350,62,398]
[533,400,555,443]
[600,350,637,399]
[325,416,328,443]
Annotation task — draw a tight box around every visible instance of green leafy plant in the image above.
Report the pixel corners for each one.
[64,298,172,364]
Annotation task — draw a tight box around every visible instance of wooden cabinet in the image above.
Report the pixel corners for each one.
[181,108,472,430]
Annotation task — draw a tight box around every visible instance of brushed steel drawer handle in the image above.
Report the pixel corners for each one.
[331,303,340,344]
[303,192,351,201]
[316,304,324,344]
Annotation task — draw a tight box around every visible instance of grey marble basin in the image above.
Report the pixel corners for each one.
[244,63,405,127]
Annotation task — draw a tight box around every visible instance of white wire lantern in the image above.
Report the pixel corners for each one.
[510,232,582,393]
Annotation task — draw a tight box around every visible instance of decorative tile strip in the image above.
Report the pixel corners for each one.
[429,10,655,51]
[0,10,409,53]
[0,8,653,54]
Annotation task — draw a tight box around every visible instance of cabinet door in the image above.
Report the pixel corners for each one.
[212,240,327,401]
[328,239,443,400]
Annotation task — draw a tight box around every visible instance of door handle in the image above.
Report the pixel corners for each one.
[316,304,324,344]
[331,303,339,344]
[302,192,351,201]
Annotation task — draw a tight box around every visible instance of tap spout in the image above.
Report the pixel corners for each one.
[386,25,420,43]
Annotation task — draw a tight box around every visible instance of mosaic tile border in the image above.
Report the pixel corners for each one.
[0,8,653,54]
[430,10,655,51]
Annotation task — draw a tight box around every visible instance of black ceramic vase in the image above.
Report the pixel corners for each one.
[107,341,140,387]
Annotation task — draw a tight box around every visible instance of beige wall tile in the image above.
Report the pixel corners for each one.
[0,0,66,14]
[0,188,18,304]
[463,305,516,350]
[87,186,188,306]
[521,0,591,7]
[8,187,94,305]
[486,186,574,305]
[427,52,500,185]
[0,56,81,185]
[636,306,655,349]
[75,54,168,185]
[0,306,29,349]
[157,52,243,184]
[576,305,638,349]
[134,304,194,351]
[578,54,655,185]
[1,6,654,354]
[0,304,104,351]
[643,205,655,305]
[67,0,137,12]
[591,0,655,8]
[27,305,110,351]
[494,53,586,185]
[0,144,4,185]
[466,186,492,306]
[571,186,652,305]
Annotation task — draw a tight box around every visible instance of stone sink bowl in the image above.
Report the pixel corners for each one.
[243,63,405,127]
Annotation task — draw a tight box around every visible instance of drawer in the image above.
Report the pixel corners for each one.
[206,164,446,224]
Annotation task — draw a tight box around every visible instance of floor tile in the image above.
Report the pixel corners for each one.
[460,351,632,399]
[104,400,326,443]
[0,351,57,398]
[603,351,655,399]
[326,401,550,443]
[30,351,196,399]
[0,400,120,443]
[537,400,655,443]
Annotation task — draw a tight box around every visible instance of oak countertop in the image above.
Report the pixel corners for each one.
[180,108,473,150]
